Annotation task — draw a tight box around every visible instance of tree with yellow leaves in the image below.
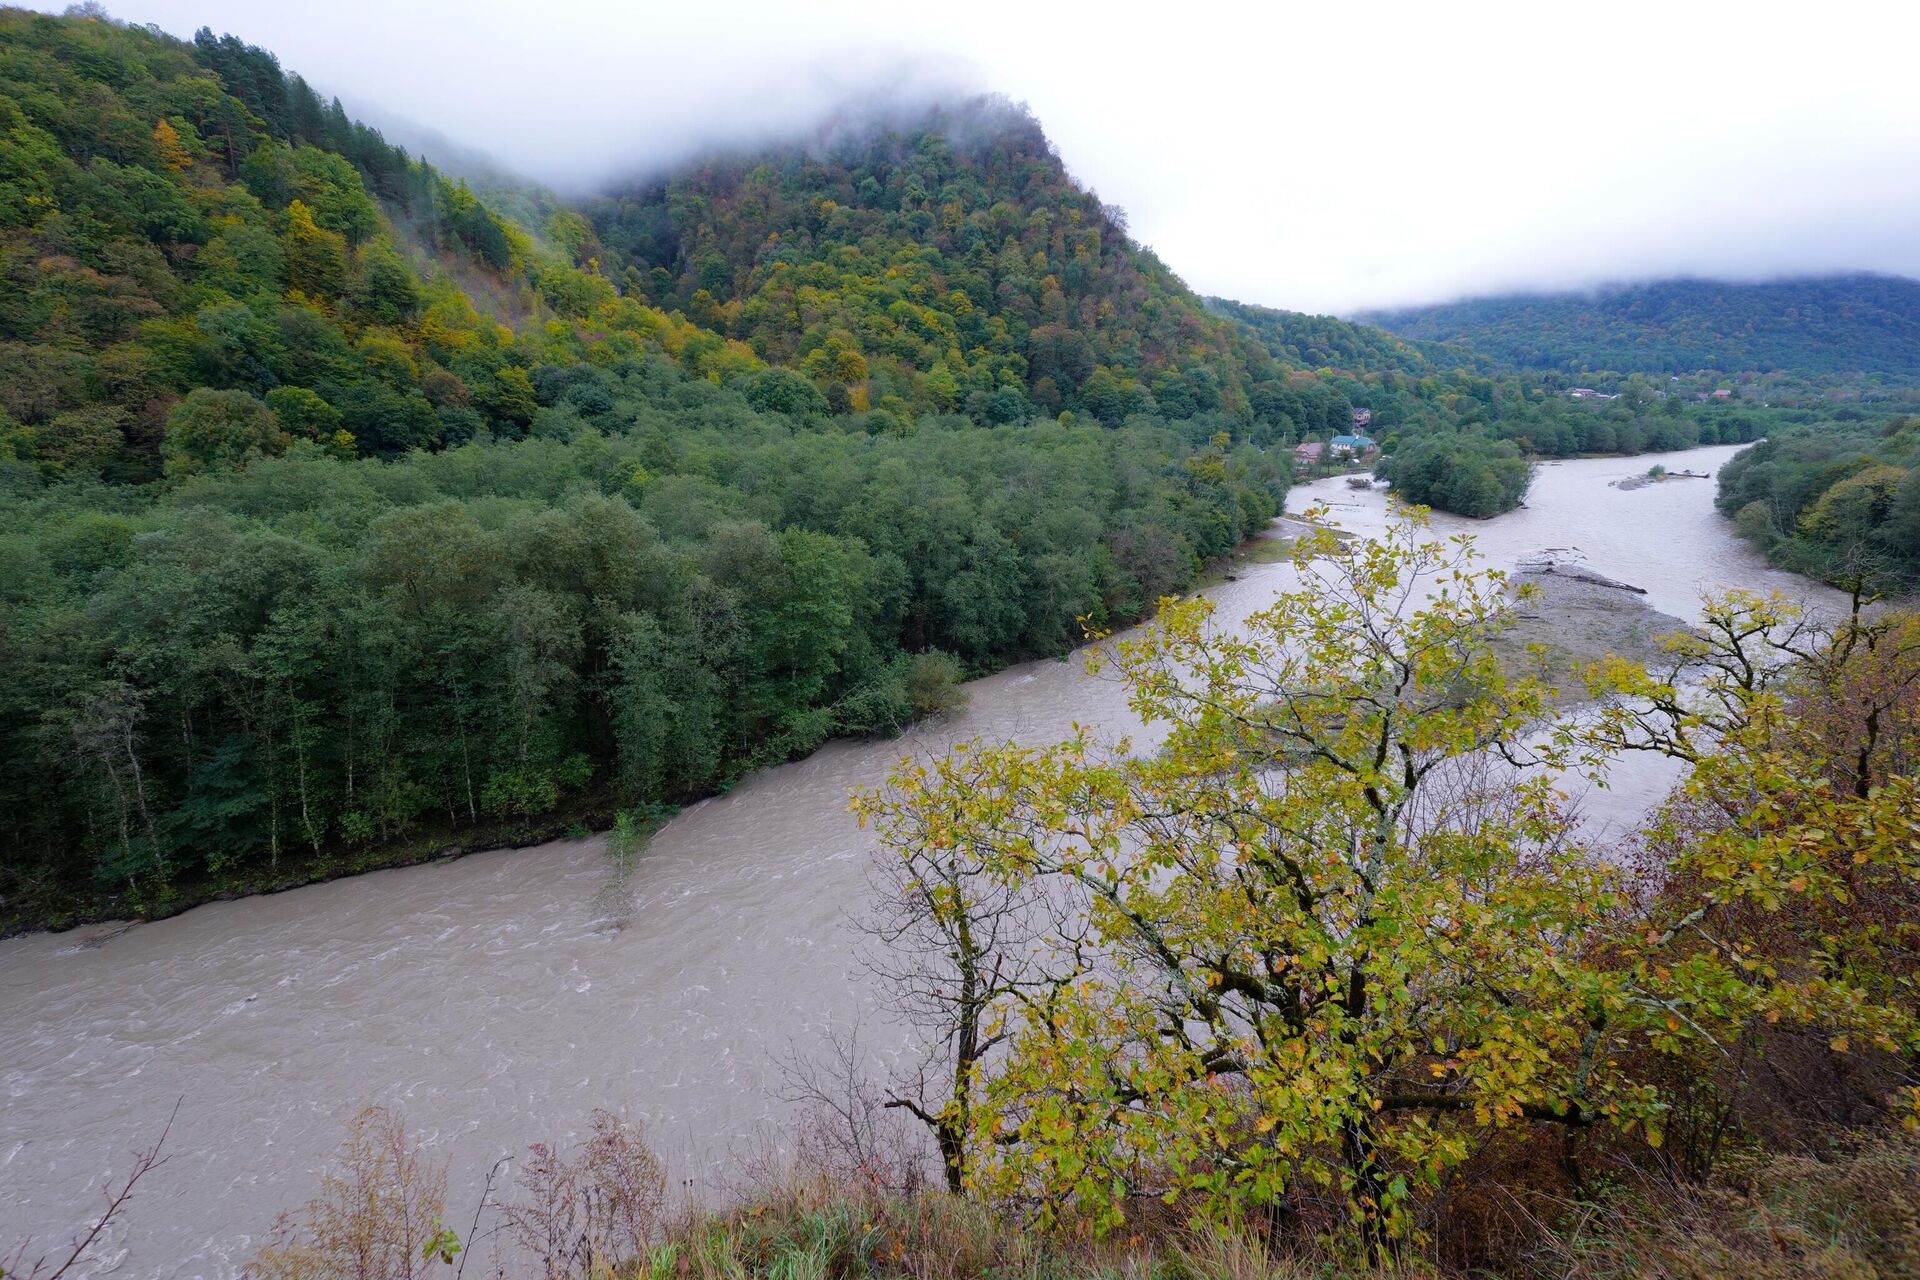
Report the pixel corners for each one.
[151,118,190,171]
[1577,589,1920,1176]
[860,508,1920,1251]
[282,198,347,299]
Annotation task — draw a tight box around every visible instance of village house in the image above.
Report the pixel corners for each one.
[1293,440,1326,466]
[1350,407,1373,430]
[1328,433,1376,458]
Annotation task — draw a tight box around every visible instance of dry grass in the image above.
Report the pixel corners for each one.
[1540,1129,1920,1280]
[625,1129,1920,1280]
[245,1106,451,1280]
[242,1104,1920,1280]
[622,1172,1442,1280]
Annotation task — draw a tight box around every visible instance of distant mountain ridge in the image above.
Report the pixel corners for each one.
[1360,274,1920,377]
[1203,296,1489,378]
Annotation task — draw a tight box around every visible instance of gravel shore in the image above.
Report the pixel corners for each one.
[1496,561,1691,687]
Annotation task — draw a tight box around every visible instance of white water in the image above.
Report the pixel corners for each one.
[0,444,1839,1277]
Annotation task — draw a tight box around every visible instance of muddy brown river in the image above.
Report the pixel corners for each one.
[0,444,1840,1276]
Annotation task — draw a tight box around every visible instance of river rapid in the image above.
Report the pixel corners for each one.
[0,444,1840,1277]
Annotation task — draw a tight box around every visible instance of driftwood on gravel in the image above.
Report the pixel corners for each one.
[1520,561,1649,595]
[1495,556,1690,688]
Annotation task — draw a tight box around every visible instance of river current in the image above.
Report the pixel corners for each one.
[0,444,1840,1276]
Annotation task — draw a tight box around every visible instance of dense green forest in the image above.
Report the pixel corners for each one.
[1716,415,1920,589]
[1372,434,1532,517]
[0,7,1295,928]
[1,381,1283,925]
[1362,274,1920,377]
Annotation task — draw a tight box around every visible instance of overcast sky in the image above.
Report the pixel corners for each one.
[57,0,1920,313]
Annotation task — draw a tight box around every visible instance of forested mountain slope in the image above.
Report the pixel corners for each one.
[583,102,1242,426]
[0,8,575,475]
[0,8,1297,929]
[0,5,1372,463]
[1363,275,1920,377]
[1205,295,1485,377]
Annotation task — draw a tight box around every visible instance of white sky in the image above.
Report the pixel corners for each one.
[54,0,1920,313]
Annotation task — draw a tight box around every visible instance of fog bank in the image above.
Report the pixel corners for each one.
[62,0,1920,313]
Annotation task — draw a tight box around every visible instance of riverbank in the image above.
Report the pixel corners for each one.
[498,1124,1920,1280]
[231,1116,1920,1280]
[0,787,640,939]
[1190,514,1334,589]
[3,506,1307,940]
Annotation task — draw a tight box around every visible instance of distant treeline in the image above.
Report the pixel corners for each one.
[1206,296,1486,378]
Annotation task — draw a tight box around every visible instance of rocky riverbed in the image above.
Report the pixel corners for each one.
[1497,552,1690,683]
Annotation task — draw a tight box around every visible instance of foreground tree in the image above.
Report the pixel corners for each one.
[1579,589,1920,1174]
[859,508,1920,1248]
[863,513,1638,1242]
[851,789,1092,1192]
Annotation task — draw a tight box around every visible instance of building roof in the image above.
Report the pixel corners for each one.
[1329,434,1374,448]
